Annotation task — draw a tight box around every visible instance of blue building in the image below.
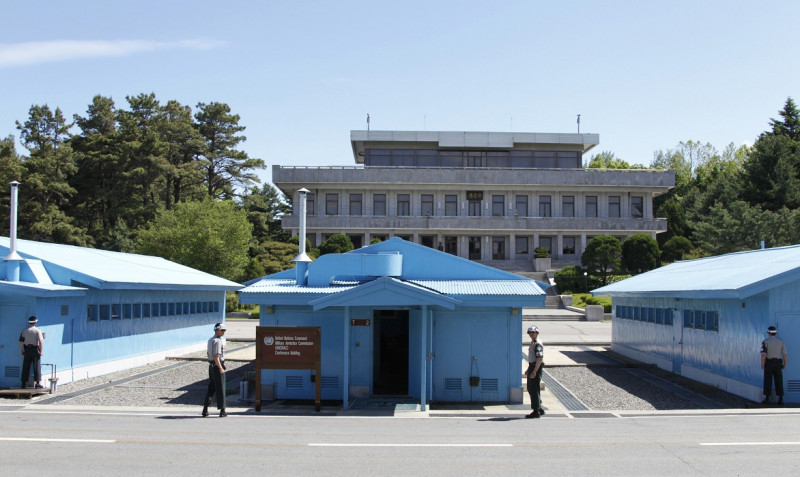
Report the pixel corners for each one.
[238,238,545,409]
[593,245,800,403]
[0,237,241,388]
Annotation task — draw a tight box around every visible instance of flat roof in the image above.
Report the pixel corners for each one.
[350,130,600,162]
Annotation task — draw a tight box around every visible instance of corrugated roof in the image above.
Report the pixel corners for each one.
[240,278,544,296]
[1,237,241,290]
[593,245,800,298]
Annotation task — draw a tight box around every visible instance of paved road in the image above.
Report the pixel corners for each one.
[2,408,800,475]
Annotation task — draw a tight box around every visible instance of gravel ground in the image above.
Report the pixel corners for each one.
[546,366,752,411]
[35,344,254,409]
[30,344,751,411]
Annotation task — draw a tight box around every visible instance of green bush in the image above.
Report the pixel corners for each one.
[554,265,587,294]
[585,296,612,313]
[534,246,550,258]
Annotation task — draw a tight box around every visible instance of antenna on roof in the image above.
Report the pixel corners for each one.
[577,114,581,134]
[366,113,370,131]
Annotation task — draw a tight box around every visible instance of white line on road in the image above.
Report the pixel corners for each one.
[309,443,512,447]
[0,437,116,443]
[700,442,800,446]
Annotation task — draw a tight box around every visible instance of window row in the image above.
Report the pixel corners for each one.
[309,193,644,219]
[87,301,220,322]
[683,310,720,332]
[364,148,582,169]
[615,306,675,326]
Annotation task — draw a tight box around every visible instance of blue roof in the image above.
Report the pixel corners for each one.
[593,244,800,299]
[239,238,544,308]
[1,237,242,291]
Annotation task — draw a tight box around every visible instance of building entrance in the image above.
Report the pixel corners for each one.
[372,310,409,395]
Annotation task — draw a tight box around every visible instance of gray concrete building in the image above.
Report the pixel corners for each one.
[273,130,674,270]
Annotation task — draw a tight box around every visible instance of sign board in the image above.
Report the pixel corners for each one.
[466,191,483,200]
[255,326,321,412]
[350,319,371,326]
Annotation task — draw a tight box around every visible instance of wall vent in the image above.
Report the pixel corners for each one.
[321,376,339,389]
[481,378,499,392]
[5,366,20,378]
[444,378,461,391]
[286,375,304,389]
[788,380,800,393]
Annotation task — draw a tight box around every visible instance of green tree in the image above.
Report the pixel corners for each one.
[621,234,660,274]
[249,240,300,276]
[585,151,645,169]
[553,265,587,294]
[194,102,265,199]
[581,236,621,285]
[160,100,205,208]
[70,95,124,248]
[318,233,354,255]
[136,199,252,281]
[241,183,291,242]
[16,105,90,245]
[661,236,693,263]
[770,97,800,141]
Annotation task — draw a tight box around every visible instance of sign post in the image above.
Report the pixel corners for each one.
[255,326,322,412]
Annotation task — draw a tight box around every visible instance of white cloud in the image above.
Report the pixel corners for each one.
[0,39,227,68]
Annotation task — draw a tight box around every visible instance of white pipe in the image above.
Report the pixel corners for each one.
[293,188,312,286]
[4,181,23,282]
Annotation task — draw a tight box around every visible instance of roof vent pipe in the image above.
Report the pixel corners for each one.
[4,181,23,282]
[293,188,312,286]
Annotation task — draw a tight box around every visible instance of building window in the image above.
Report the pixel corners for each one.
[539,195,552,217]
[469,236,481,259]
[444,195,458,216]
[468,199,481,217]
[111,304,121,320]
[348,234,363,249]
[133,303,141,319]
[562,196,575,217]
[492,237,506,260]
[492,195,504,217]
[123,304,132,319]
[516,236,530,255]
[586,196,597,217]
[609,196,621,218]
[420,235,435,248]
[306,193,315,216]
[421,194,434,216]
[87,305,99,322]
[373,194,386,216]
[397,194,410,216]
[563,236,576,255]
[326,193,339,216]
[444,236,458,255]
[631,196,644,219]
[539,236,552,255]
[515,195,528,217]
[349,194,362,215]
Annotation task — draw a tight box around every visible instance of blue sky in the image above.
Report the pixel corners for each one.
[2,1,799,184]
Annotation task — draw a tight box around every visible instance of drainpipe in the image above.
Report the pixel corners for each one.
[293,188,312,286]
[3,181,23,282]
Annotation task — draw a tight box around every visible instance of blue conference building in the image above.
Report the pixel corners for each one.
[239,237,546,409]
[0,237,241,389]
[593,245,800,403]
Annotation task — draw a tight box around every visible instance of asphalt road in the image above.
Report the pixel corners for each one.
[3,408,800,475]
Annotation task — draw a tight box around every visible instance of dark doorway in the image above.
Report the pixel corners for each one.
[373,310,409,395]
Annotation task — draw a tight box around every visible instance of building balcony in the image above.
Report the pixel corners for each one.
[280,215,668,234]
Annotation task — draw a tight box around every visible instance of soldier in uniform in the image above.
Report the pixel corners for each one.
[761,325,788,405]
[19,315,44,389]
[202,323,227,417]
[525,325,545,418]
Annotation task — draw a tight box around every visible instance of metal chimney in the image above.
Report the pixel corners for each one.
[4,181,23,281]
[293,188,312,286]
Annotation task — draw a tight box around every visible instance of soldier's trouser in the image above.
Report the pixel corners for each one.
[21,347,41,386]
[525,362,542,411]
[763,359,784,396]
[204,363,226,410]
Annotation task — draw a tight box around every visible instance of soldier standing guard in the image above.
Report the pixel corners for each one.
[761,325,788,405]
[19,315,44,389]
[202,323,227,417]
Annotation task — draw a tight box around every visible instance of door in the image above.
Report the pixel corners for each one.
[0,304,28,387]
[672,309,684,374]
[776,313,800,400]
[372,310,409,395]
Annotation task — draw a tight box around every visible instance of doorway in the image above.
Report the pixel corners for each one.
[373,310,409,395]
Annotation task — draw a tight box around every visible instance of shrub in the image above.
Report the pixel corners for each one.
[534,247,550,258]
[661,236,693,263]
[554,265,587,294]
[585,296,612,313]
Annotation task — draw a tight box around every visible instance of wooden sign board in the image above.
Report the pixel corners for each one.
[255,326,321,412]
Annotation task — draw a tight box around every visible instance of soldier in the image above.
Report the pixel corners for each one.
[525,325,545,418]
[19,315,44,389]
[202,323,227,417]
[761,325,788,405]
